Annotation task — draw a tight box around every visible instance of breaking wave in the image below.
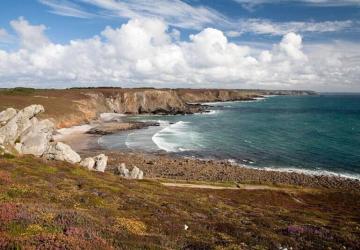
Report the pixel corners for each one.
[152,121,201,152]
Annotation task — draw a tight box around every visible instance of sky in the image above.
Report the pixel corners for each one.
[0,0,359,91]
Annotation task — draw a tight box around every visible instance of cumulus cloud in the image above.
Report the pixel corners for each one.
[0,17,359,91]
[10,17,49,50]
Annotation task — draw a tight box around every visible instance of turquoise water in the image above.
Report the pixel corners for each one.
[99,94,360,178]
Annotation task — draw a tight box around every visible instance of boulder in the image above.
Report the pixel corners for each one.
[0,105,44,146]
[44,142,81,164]
[93,154,108,172]
[130,166,144,180]
[130,166,140,179]
[116,163,129,178]
[116,164,143,179]
[0,108,17,127]
[80,157,95,170]
[137,170,144,180]
[15,119,54,156]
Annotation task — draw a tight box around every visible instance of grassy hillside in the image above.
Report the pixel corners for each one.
[0,153,359,249]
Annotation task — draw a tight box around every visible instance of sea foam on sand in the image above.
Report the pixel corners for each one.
[100,113,126,122]
[54,124,93,140]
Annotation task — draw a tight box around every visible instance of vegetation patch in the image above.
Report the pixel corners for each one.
[2,87,36,96]
[115,217,147,235]
[0,155,359,249]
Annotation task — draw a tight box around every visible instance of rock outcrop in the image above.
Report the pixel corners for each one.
[0,108,17,126]
[93,154,108,172]
[15,119,54,156]
[116,163,130,178]
[79,154,108,172]
[116,163,143,179]
[44,142,81,164]
[0,105,108,168]
[80,157,96,170]
[0,105,44,146]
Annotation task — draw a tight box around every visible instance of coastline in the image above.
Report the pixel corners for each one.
[55,113,360,191]
[104,151,360,191]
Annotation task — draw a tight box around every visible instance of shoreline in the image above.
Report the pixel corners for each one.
[54,124,360,190]
[105,150,360,190]
[52,95,360,188]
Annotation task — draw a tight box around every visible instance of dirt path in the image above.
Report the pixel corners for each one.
[161,182,284,191]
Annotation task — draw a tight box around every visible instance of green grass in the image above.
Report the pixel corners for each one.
[0,155,359,249]
[1,87,36,96]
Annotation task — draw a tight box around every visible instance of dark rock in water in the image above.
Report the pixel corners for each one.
[86,121,160,135]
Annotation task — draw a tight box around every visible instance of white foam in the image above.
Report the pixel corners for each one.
[99,113,126,122]
[195,110,218,115]
[227,159,360,180]
[242,97,267,103]
[54,124,93,140]
[259,167,360,180]
[152,121,194,152]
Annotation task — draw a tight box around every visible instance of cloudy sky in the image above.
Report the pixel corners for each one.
[0,0,359,91]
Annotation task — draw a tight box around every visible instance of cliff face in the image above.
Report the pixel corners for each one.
[0,88,316,128]
[104,89,187,114]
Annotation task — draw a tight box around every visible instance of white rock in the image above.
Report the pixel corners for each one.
[0,105,44,146]
[16,119,54,156]
[130,166,144,179]
[44,142,81,164]
[80,157,95,170]
[137,170,144,180]
[14,143,22,153]
[93,154,108,172]
[130,166,140,179]
[0,108,17,126]
[117,163,130,178]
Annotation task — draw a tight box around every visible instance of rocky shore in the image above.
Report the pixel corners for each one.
[79,150,360,191]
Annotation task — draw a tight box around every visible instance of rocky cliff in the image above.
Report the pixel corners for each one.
[0,88,316,128]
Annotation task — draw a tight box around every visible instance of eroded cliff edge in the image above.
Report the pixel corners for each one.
[0,88,316,128]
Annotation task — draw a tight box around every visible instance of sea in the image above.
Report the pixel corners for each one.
[98,94,360,179]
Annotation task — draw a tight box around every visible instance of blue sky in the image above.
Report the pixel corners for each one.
[0,0,359,91]
[1,0,359,45]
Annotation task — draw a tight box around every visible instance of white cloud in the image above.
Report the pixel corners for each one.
[80,0,227,30]
[39,0,96,18]
[228,19,354,36]
[10,17,49,50]
[0,29,10,41]
[234,0,360,8]
[38,0,358,37]
[0,17,359,91]
[0,28,16,46]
